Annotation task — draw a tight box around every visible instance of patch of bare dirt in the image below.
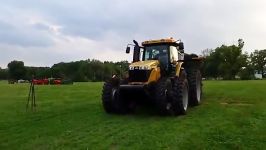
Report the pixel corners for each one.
[220,102,253,106]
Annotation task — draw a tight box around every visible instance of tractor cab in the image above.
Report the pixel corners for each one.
[126,38,185,82]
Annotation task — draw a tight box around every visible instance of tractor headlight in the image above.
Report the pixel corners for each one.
[139,66,151,70]
[129,66,151,70]
[129,66,135,70]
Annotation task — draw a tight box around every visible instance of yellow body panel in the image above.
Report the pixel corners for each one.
[175,62,184,77]
[128,67,161,85]
[147,67,161,83]
[128,60,184,85]
[128,60,160,85]
[129,60,159,68]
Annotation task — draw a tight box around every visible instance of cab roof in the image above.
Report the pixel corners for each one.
[142,38,178,46]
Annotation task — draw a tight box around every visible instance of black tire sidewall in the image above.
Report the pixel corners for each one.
[172,70,189,115]
[187,69,202,106]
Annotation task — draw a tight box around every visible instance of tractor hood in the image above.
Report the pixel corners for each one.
[129,60,159,70]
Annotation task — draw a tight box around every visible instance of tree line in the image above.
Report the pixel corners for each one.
[0,39,265,81]
[202,39,266,79]
[1,59,129,82]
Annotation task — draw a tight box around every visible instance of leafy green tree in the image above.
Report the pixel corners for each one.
[250,49,266,77]
[0,68,8,80]
[238,66,255,80]
[202,39,248,79]
[238,53,255,80]
[202,49,219,78]
[25,67,51,79]
[217,44,247,79]
[7,60,26,80]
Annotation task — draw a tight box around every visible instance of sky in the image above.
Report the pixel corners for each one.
[0,0,266,68]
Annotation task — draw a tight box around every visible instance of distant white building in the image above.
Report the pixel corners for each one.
[254,70,263,79]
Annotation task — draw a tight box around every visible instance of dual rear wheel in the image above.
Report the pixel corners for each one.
[155,70,189,115]
[155,69,202,115]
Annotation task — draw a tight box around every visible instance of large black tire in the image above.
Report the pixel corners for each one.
[172,70,189,115]
[102,79,128,114]
[155,78,175,115]
[102,81,115,113]
[187,69,202,106]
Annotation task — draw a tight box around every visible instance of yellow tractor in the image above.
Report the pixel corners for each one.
[102,38,204,115]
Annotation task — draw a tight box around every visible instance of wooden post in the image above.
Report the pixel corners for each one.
[26,78,36,112]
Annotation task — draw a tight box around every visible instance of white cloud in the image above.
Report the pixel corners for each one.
[0,0,266,68]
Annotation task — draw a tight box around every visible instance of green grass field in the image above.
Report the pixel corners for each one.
[0,80,265,149]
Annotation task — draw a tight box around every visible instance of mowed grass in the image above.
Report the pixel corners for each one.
[0,80,265,150]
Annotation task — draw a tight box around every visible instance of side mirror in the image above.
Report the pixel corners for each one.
[126,46,130,53]
[179,42,184,51]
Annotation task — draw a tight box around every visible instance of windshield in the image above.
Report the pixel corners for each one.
[143,45,168,61]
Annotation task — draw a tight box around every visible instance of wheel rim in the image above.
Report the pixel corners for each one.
[196,77,201,102]
[164,89,172,110]
[111,88,118,100]
[183,84,188,110]
[166,103,172,110]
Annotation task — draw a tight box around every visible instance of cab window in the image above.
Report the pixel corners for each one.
[143,45,168,63]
